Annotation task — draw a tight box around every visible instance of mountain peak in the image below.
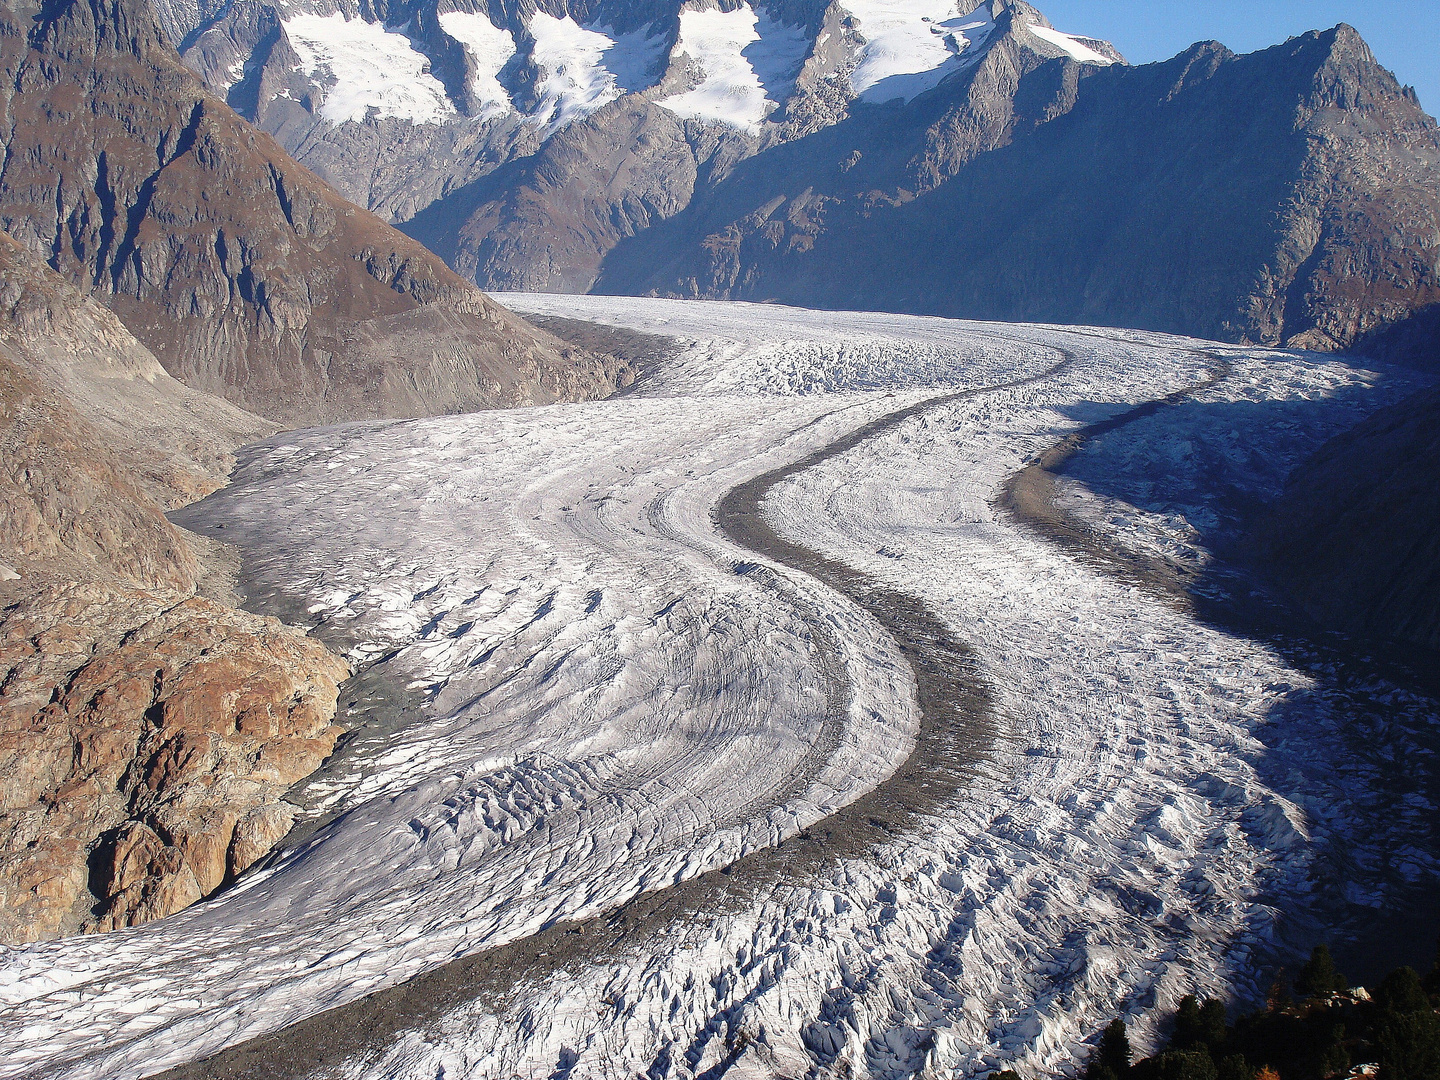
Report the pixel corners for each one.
[32,0,171,61]
[1296,21,1418,115]
[1324,22,1378,66]
[0,0,628,422]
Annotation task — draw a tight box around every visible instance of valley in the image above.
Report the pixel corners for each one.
[1,0,1438,1076]
[4,299,1435,1079]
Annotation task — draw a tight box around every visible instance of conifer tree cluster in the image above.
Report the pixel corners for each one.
[988,943,1440,1080]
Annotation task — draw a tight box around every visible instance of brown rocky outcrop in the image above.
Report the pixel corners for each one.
[0,0,627,425]
[0,583,349,942]
[0,238,349,943]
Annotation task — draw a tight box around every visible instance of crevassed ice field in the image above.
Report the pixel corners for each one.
[4,298,1437,1080]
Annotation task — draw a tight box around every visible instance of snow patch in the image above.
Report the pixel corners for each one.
[284,13,456,125]
[1026,23,1116,65]
[658,4,809,132]
[597,22,671,93]
[437,12,516,119]
[844,0,995,103]
[528,13,617,130]
[527,14,667,132]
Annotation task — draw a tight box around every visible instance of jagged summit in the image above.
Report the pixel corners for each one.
[574,16,1439,364]
[160,0,1120,218]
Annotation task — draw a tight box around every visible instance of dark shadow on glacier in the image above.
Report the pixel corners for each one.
[1020,365,1440,988]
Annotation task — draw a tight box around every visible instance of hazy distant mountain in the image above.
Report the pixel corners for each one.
[0,0,629,425]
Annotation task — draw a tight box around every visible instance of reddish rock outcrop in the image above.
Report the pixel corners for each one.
[0,583,349,942]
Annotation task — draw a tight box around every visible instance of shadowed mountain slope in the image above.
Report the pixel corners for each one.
[1254,383,1440,656]
[596,25,1440,366]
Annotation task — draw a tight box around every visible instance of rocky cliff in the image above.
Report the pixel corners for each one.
[0,0,626,425]
[0,584,349,943]
[0,235,349,944]
[0,232,271,589]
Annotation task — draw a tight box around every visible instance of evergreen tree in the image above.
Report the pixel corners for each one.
[1087,1019,1132,1080]
[1214,1054,1254,1080]
[1198,999,1228,1046]
[1137,1049,1217,1080]
[1375,1010,1440,1080]
[1317,1023,1350,1079]
[1173,996,1205,1051]
[1376,967,1431,1014]
[1294,945,1347,999]
[1423,936,1440,997]
[1374,967,1440,1080]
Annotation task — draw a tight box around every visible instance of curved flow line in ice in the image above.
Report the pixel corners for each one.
[996,353,1235,599]
[145,327,1440,1080]
[143,345,1096,1080]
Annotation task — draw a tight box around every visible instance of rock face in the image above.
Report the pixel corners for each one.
[0,584,348,943]
[0,0,625,425]
[597,24,1440,366]
[0,237,349,944]
[0,231,273,588]
[1253,385,1440,654]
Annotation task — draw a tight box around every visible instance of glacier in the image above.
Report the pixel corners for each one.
[1,299,1436,1080]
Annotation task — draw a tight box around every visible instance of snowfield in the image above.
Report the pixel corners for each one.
[1,299,1436,1080]
[659,5,810,130]
[268,2,1116,136]
[844,0,995,103]
[284,13,457,125]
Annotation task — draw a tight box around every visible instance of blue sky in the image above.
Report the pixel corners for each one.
[1036,1,1438,113]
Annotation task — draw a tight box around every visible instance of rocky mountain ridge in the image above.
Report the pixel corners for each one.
[596,23,1440,362]
[161,0,1118,222]
[0,0,628,425]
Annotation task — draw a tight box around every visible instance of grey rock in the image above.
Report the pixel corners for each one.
[597,23,1440,367]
